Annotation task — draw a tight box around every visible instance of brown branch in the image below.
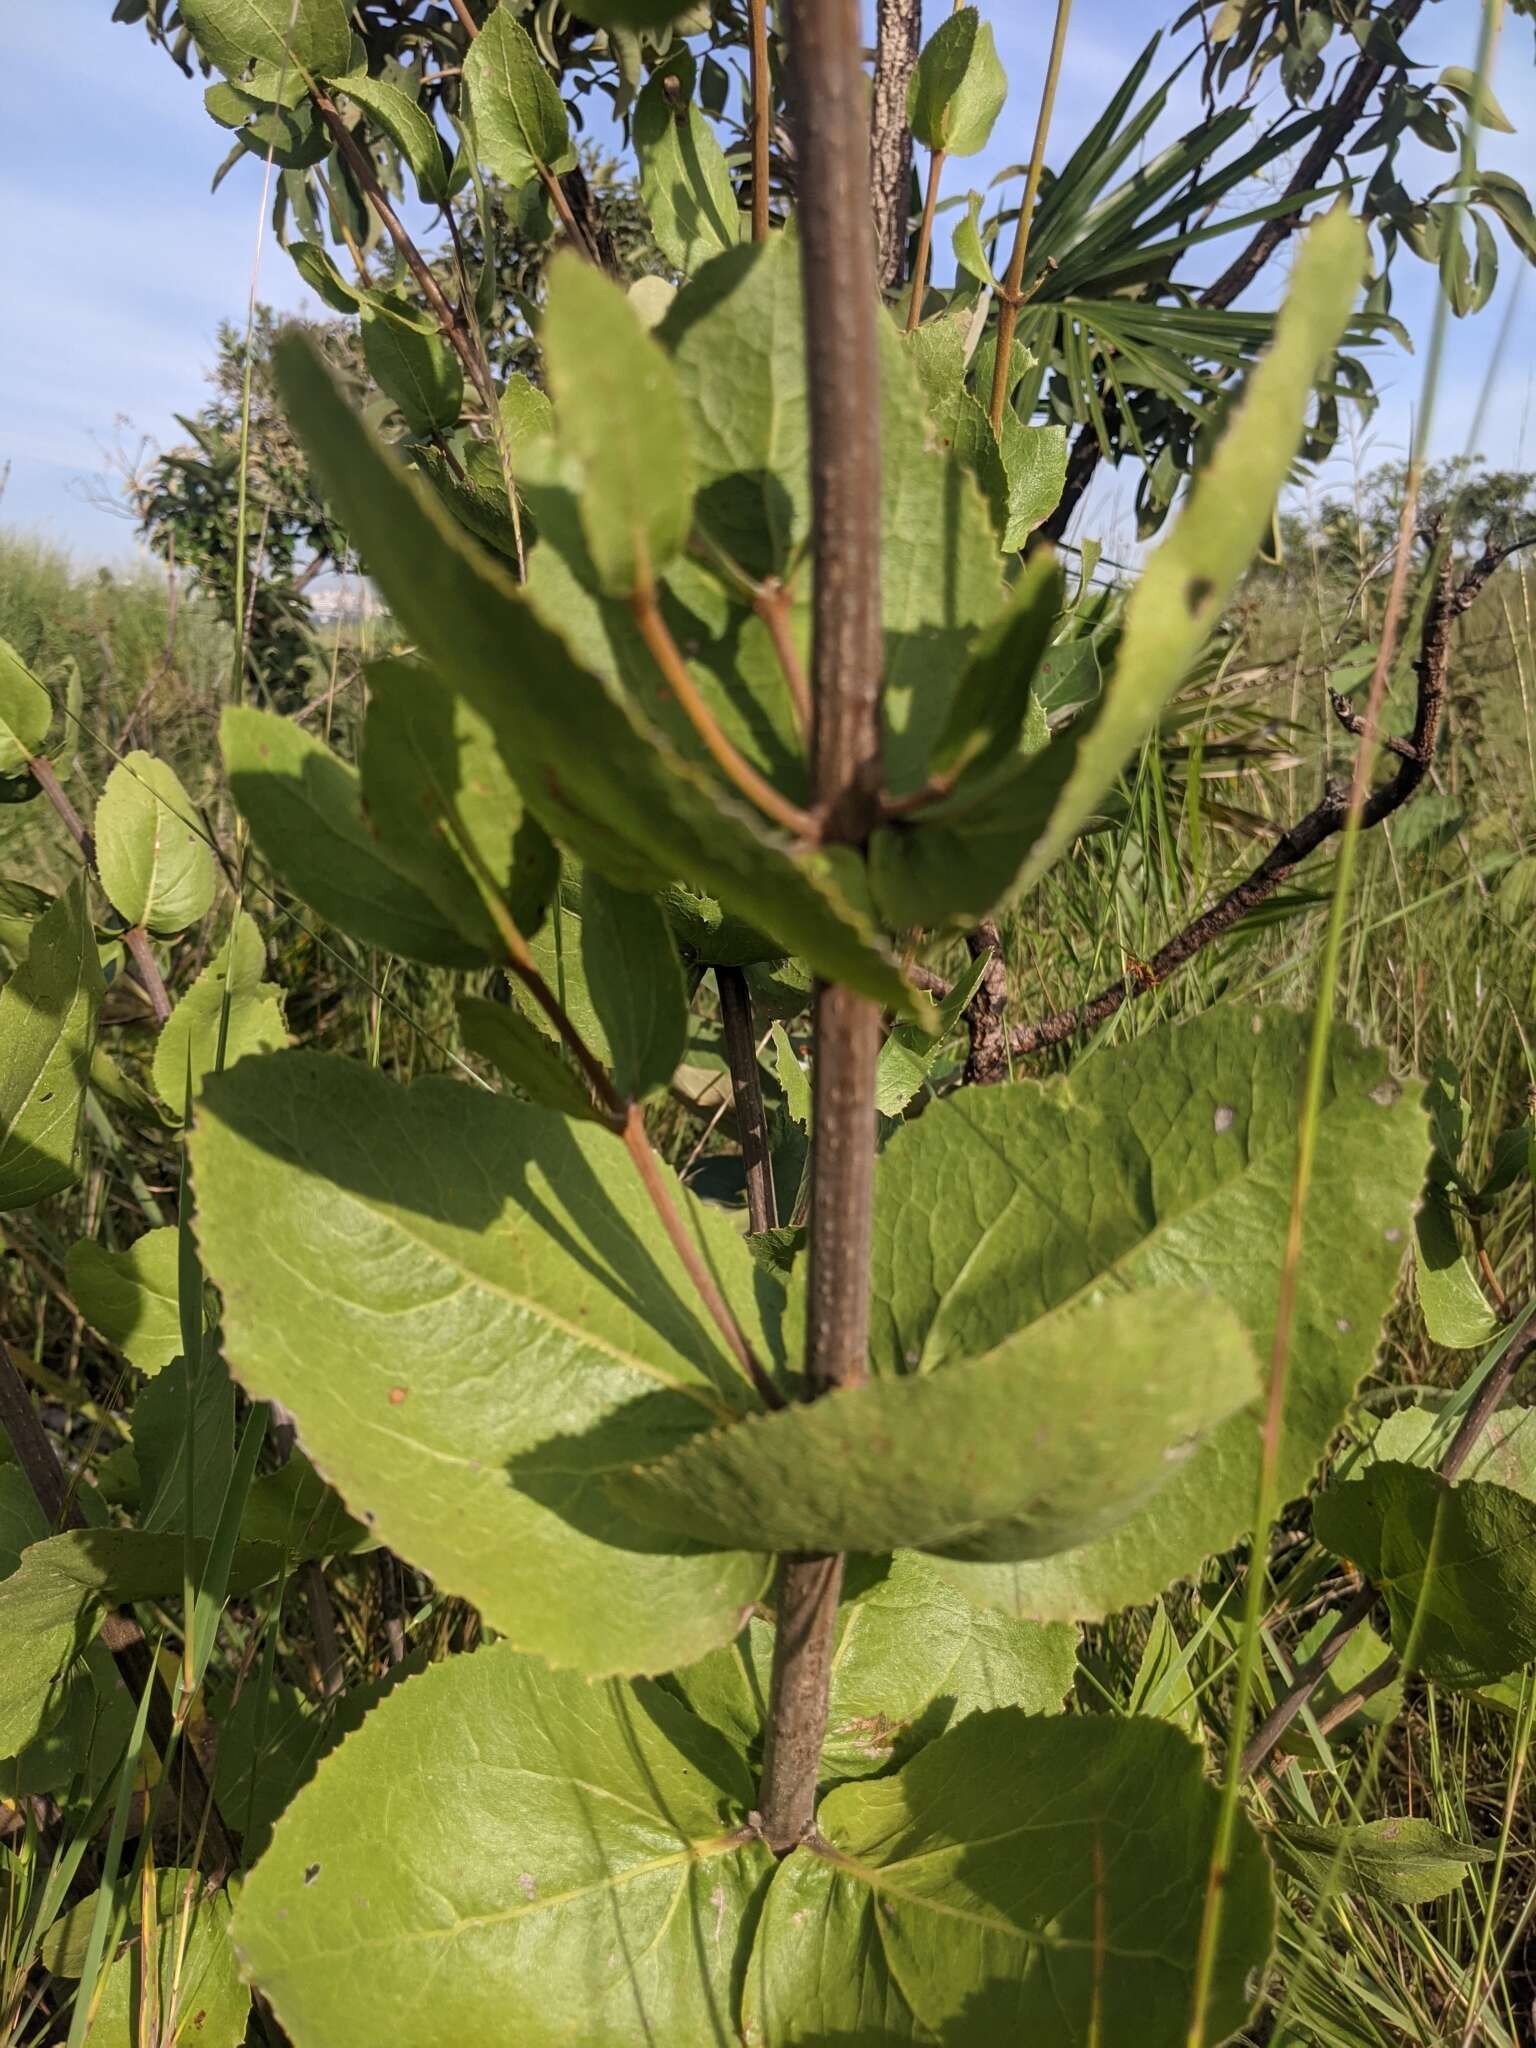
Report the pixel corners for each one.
[717,967,779,1234]
[749,0,773,242]
[446,0,480,37]
[753,578,813,738]
[1004,543,1498,1064]
[989,0,1074,433]
[759,0,885,1857]
[630,581,816,839]
[0,1340,238,1883]
[904,148,945,332]
[868,0,922,293]
[1243,1313,1535,1781]
[961,922,1010,1084]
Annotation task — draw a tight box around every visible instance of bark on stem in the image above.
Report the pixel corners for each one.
[758,0,885,1856]
[869,0,923,293]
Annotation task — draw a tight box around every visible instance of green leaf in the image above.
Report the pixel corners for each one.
[462,3,574,188]
[579,873,687,1101]
[635,58,741,279]
[571,0,688,24]
[178,0,352,77]
[94,751,216,934]
[928,550,1060,783]
[48,1869,249,2047]
[273,332,918,1015]
[458,995,605,1121]
[999,416,1068,549]
[0,1529,280,1758]
[0,875,53,956]
[0,878,103,1212]
[1413,1188,1500,1348]
[742,1712,1272,2045]
[1438,64,1516,132]
[238,1448,371,1559]
[288,238,366,314]
[131,1352,235,1539]
[869,208,1367,926]
[953,189,1000,287]
[1366,1397,1536,1499]
[542,253,695,595]
[66,1227,184,1376]
[1269,1816,1492,1907]
[233,1643,774,2044]
[152,909,287,1119]
[222,705,484,966]
[907,7,1009,157]
[361,295,464,436]
[866,1007,1427,1622]
[674,1549,1075,1783]
[873,953,993,1117]
[1313,1461,1536,1688]
[769,1021,810,1127]
[332,70,450,203]
[612,1289,1258,1556]
[0,636,52,773]
[191,1051,778,1675]
[360,655,557,953]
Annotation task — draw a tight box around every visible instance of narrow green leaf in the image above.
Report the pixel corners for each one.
[0,636,52,773]
[288,239,366,313]
[953,189,1001,286]
[542,252,695,595]
[0,879,103,1212]
[94,752,215,934]
[907,7,1009,157]
[232,1644,774,2046]
[272,332,918,1014]
[332,70,450,202]
[222,705,485,966]
[463,3,574,188]
[612,1290,1258,1556]
[178,0,352,77]
[1269,1817,1492,1907]
[1314,1461,1536,1688]
[152,909,287,1119]
[66,1228,184,1376]
[1438,63,1516,131]
[457,993,605,1122]
[742,1712,1272,2045]
[579,873,687,1101]
[360,655,557,953]
[191,1052,778,1674]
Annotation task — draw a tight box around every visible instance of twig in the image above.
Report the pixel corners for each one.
[749,0,773,242]
[717,967,779,1233]
[0,1340,238,1882]
[904,148,945,332]
[758,0,884,1857]
[630,580,816,838]
[752,579,813,738]
[446,0,480,36]
[868,0,922,293]
[988,0,1074,433]
[961,922,1009,1083]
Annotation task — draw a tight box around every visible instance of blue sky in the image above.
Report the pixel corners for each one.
[1,0,1532,564]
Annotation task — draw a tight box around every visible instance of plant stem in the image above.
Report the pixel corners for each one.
[904,148,945,332]
[748,0,772,241]
[752,579,813,737]
[758,0,885,1856]
[716,967,779,1234]
[630,580,816,838]
[868,0,923,293]
[123,925,174,1025]
[988,0,1074,433]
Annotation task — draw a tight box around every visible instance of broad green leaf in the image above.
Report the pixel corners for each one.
[770,1021,811,1127]
[0,1466,47,1577]
[999,415,1068,549]
[0,636,52,773]
[674,1549,1076,1783]
[50,1869,248,2047]
[1314,1462,1536,1688]
[332,70,450,203]
[928,550,1060,783]
[233,1643,775,2045]
[1269,1817,1491,1907]
[361,295,463,436]
[66,1227,184,1376]
[0,878,103,1212]
[360,655,557,952]
[458,994,605,1121]
[131,1352,235,1539]
[463,4,575,188]
[273,333,918,1015]
[874,951,993,1117]
[152,909,287,1119]
[1438,64,1516,132]
[542,252,695,595]
[94,751,215,934]
[1,1641,133,1805]
[1283,1610,1403,1756]
[907,8,1009,157]
[515,896,614,1064]
[0,1529,280,1758]
[866,1007,1426,1622]
[288,238,366,314]
[742,1712,1272,2045]
[1412,1188,1500,1348]
[580,873,687,1101]
[178,0,351,77]
[0,875,53,956]
[191,1052,778,1674]
[612,1290,1258,1556]
[222,705,484,967]
[635,58,741,279]
[1364,1397,1536,1499]
[869,209,1367,926]
[238,1448,370,1558]
[953,189,1001,287]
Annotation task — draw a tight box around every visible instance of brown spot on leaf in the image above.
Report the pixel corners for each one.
[1185,576,1214,613]
[304,1864,320,1885]
[388,1386,408,1405]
